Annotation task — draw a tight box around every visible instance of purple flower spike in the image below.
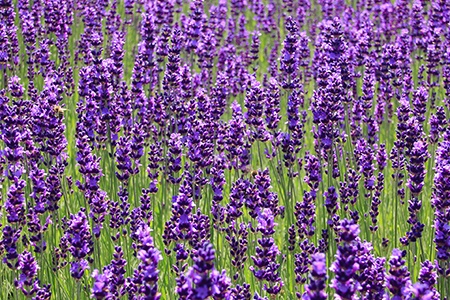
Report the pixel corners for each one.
[129,224,162,300]
[91,269,111,299]
[330,219,361,300]
[409,283,434,300]
[387,249,411,299]
[250,208,283,296]
[184,241,231,300]
[433,139,450,272]
[64,209,93,280]
[302,253,327,300]
[15,251,40,297]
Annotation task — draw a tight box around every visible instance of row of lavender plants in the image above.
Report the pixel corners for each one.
[1,0,450,298]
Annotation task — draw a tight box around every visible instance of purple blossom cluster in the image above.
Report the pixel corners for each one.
[1,0,450,298]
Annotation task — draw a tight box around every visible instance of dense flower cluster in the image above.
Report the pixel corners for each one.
[1,0,450,298]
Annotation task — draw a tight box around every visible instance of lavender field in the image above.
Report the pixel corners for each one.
[1,0,449,299]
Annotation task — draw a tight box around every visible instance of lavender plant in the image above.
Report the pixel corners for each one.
[0,0,450,299]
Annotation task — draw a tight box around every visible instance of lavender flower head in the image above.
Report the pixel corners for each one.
[302,253,327,300]
[185,241,231,299]
[64,209,93,280]
[330,219,361,299]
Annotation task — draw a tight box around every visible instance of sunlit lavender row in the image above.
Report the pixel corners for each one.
[0,0,449,298]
